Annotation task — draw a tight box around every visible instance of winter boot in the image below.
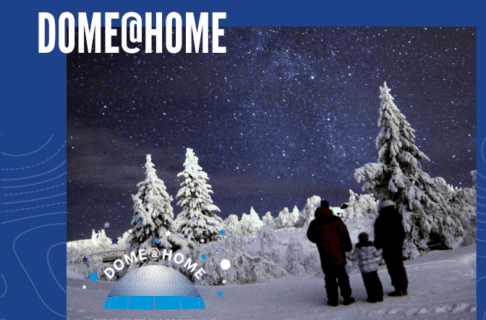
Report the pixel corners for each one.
[327,300,338,307]
[343,297,355,305]
[388,290,405,297]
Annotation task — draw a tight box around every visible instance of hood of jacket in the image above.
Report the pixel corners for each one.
[315,207,334,219]
[355,240,374,248]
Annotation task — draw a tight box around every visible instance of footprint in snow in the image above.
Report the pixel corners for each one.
[434,305,453,313]
[452,303,470,313]
[418,308,428,314]
[384,303,473,316]
[387,308,404,315]
[403,308,419,316]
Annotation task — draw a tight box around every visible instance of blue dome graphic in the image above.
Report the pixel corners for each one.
[103,265,205,310]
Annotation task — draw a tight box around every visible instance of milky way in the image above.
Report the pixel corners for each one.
[67,27,475,241]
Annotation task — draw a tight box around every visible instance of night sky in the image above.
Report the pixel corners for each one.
[67,27,476,241]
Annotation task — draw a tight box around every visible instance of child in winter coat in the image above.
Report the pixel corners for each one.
[349,232,384,303]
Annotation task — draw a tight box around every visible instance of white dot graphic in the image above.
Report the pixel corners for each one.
[220,259,231,270]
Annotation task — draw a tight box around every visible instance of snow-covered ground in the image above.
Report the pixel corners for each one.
[66,243,476,320]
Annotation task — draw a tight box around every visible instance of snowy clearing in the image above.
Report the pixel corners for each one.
[67,243,475,320]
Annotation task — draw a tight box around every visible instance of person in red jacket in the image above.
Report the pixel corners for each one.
[307,200,355,306]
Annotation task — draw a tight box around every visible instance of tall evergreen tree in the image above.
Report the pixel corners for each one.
[175,148,224,243]
[128,154,191,267]
[355,82,461,254]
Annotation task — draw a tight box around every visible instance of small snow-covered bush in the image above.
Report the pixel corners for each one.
[67,263,88,277]
[258,225,282,263]
[87,262,126,282]
[462,224,476,247]
[66,247,84,264]
[275,207,297,229]
[285,237,306,277]
[262,211,275,228]
[82,254,125,282]
[186,230,287,285]
[449,173,476,247]
[224,214,242,236]
[303,252,321,274]
[342,190,378,221]
[402,239,421,260]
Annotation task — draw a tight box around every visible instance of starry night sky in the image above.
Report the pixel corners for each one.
[67,27,476,241]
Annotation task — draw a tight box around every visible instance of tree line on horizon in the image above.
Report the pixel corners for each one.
[125,81,476,267]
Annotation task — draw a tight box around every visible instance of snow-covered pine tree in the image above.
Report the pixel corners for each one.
[257,224,281,263]
[354,82,460,254]
[175,148,224,243]
[291,205,300,222]
[262,211,275,228]
[275,207,296,229]
[448,170,476,245]
[286,236,306,277]
[240,207,264,234]
[187,228,287,286]
[343,190,358,221]
[295,195,321,227]
[128,154,192,269]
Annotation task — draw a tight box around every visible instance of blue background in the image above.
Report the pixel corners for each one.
[0,0,483,319]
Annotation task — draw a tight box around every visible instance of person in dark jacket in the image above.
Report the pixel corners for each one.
[307,200,355,306]
[374,200,409,296]
[349,232,384,303]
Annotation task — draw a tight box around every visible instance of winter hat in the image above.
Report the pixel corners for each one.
[358,232,369,242]
[321,200,330,208]
[381,200,396,208]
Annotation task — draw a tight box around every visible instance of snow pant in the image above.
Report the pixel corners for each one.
[362,271,383,300]
[321,264,352,301]
[383,250,408,291]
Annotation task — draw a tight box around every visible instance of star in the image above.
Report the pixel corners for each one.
[82,285,86,289]
[154,238,159,243]
[82,256,88,263]
[111,237,118,244]
[184,235,188,239]
[201,254,207,259]
[219,230,225,235]
[218,291,223,297]
[104,222,110,228]
[65,28,475,254]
